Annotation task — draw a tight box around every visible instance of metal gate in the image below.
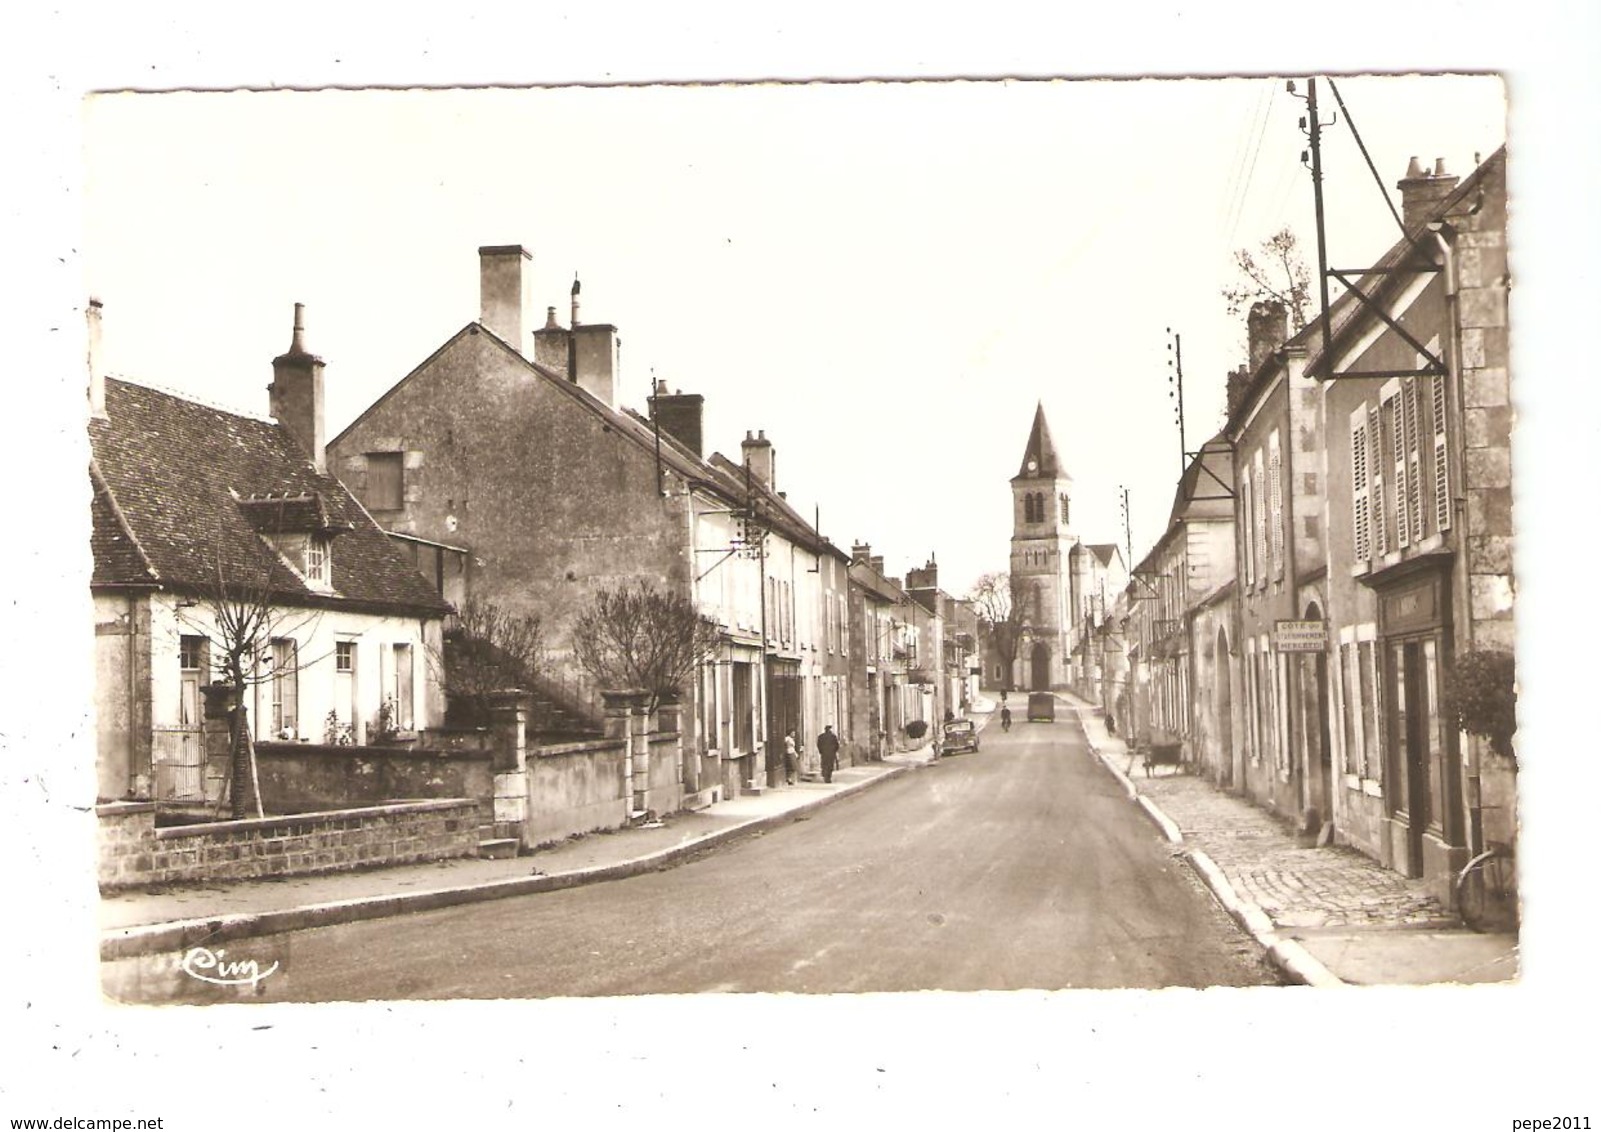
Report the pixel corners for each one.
[152,725,205,801]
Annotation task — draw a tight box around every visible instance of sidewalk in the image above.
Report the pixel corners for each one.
[100,743,939,961]
[1061,693,1517,986]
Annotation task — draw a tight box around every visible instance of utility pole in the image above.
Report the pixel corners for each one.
[1298,77,1335,374]
[1120,486,1133,568]
[1166,327,1186,476]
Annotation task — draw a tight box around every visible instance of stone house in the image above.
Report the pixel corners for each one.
[327,245,846,801]
[1121,434,1236,781]
[89,302,450,804]
[1315,149,1512,902]
[1223,295,1331,830]
[847,545,931,759]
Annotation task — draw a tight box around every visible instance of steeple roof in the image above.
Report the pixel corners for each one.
[1015,401,1062,479]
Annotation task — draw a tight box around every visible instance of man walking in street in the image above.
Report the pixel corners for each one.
[817,724,840,784]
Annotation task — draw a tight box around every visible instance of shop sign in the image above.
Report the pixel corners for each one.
[1273,620,1328,652]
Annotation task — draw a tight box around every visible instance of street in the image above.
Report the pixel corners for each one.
[139,711,1282,1000]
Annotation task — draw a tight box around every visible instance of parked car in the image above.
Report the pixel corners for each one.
[1027,692,1056,722]
[941,718,979,755]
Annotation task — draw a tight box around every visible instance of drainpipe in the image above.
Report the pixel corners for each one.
[1430,222,1483,858]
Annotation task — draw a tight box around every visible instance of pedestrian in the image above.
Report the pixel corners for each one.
[783,730,798,785]
[1001,705,1012,732]
[817,724,840,784]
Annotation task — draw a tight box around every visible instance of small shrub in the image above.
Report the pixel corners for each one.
[323,710,354,746]
[905,719,929,740]
[1442,648,1517,763]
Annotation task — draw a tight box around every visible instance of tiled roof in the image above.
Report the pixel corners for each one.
[1084,543,1122,568]
[90,378,449,616]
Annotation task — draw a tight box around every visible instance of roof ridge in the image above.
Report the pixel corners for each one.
[105,375,274,424]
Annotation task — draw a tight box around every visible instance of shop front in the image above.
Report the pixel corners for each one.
[1369,555,1467,897]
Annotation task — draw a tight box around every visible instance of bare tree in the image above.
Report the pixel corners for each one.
[969,572,1029,693]
[429,595,546,726]
[571,582,722,714]
[178,518,324,819]
[1222,226,1312,331]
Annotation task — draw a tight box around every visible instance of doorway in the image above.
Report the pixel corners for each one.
[1030,642,1051,691]
[1303,601,1333,834]
[1215,628,1234,789]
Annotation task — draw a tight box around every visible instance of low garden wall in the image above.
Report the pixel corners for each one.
[254,742,494,819]
[97,798,481,890]
[523,732,682,847]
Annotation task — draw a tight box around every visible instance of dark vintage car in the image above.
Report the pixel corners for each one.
[1027,692,1056,722]
[941,718,980,755]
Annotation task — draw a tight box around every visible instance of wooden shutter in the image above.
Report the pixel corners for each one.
[1370,405,1387,556]
[1432,373,1451,532]
[1350,410,1370,561]
[1269,431,1284,579]
[1235,464,1248,586]
[1389,394,1409,550]
[1404,379,1424,543]
[1253,449,1267,585]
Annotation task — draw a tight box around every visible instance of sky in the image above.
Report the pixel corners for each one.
[81,75,1506,594]
[11,2,1601,1124]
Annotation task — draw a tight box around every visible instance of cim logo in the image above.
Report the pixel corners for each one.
[178,945,280,988]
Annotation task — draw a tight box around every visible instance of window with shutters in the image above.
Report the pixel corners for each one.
[1370,405,1387,556]
[1350,409,1371,561]
[1060,494,1070,525]
[1253,448,1268,588]
[1387,392,1410,550]
[270,638,299,738]
[1268,430,1284,579]
[1432,372,1451,532]
[1404,379,1425,543]
[1241,466,1256,586]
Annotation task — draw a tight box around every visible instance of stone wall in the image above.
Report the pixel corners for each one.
[98,799,481,890]
[520,730,683,848]
[254,742,494,819]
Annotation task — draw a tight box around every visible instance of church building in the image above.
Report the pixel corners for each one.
[1003,403,1127,693]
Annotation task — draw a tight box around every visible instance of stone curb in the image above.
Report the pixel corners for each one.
[1067,704,1346,988]
[101,763,912,962]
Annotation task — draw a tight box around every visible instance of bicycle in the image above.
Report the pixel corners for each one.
[1454,841,1518,933]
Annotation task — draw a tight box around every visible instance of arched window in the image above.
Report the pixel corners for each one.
[1032,582,1043,623]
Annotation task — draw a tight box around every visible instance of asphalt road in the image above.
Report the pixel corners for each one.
[172,711,1283,1000]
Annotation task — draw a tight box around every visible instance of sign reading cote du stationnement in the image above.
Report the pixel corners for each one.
[1273,620,1328,653]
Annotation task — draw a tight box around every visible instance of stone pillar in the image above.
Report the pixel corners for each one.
[602,690,647,821]
[629,698,651,816]
[489,690,529,828]
[656,694,690,793]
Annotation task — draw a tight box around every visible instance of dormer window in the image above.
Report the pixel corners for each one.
[305,535,330,586]
[234,490,350,593]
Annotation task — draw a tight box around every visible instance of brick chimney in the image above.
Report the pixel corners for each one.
[906,556,938,591]
[87,298,106,420]
[269,303,326,472]
[649,379,705,458]
[479,245,532,355]
[851,542,872,566]
[742,429,775,490]
[1398,156,1461,230]
[571,321,620,408]
[532,305,568,374]
[869,555,885,576]
[1247,300,1288,374]
[1225,364,1252,419]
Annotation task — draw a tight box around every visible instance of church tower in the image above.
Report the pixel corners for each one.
[1009,403,1076,691]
